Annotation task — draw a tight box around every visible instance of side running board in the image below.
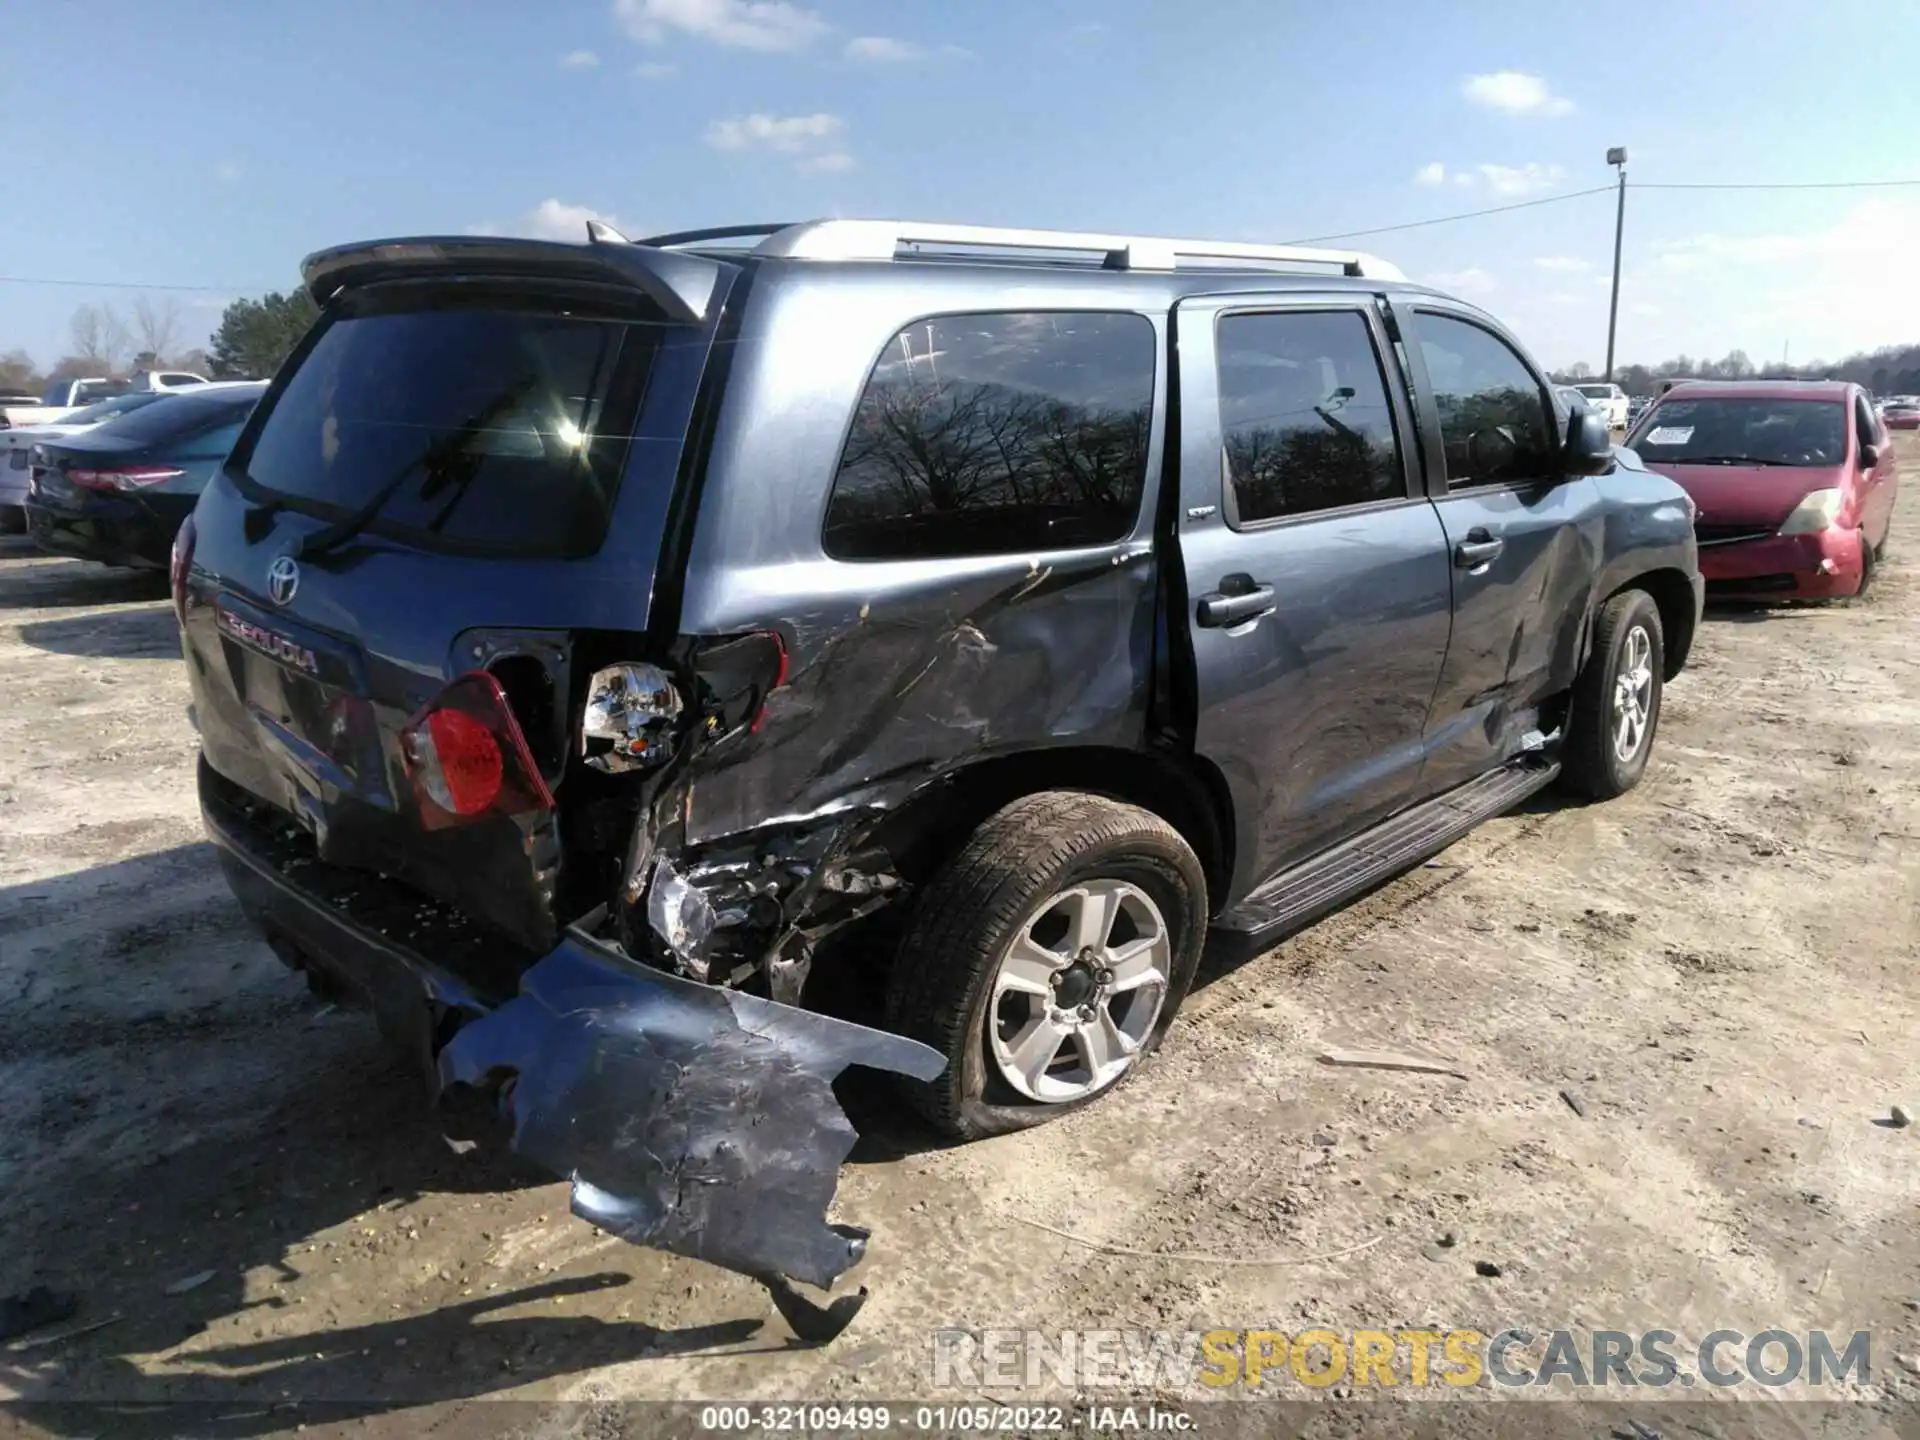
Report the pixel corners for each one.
[1214,757,1560,938]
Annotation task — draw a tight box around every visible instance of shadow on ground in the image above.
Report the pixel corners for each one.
[0,542,169,613]
[0,848,764,1432]
[19,605,179,660]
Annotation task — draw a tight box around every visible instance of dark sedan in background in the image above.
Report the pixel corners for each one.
[25,383,267,569]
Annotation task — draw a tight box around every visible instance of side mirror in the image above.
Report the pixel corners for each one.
[1861,441,1882,468]
[1564,407,1614,476]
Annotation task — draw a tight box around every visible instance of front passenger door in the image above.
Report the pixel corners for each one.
[1396,304,1601,794]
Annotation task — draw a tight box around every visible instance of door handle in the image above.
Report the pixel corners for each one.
[1454,532,1505,569]
[1197,578,1276,628]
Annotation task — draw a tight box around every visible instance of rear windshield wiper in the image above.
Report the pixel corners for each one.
[291,378,536,562]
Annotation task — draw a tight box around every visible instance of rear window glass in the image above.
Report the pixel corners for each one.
[233,300,661,557]
[63,392,169,426]
[1629,397,1847,466]
[100,392,260,444]
[824,310,1155,561]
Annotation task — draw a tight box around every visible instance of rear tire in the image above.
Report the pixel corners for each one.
[0,505,24,536]
[1560,588,1664,801]
[884,791,1207,1140]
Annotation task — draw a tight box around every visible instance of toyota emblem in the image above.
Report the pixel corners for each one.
[267,555,301,606]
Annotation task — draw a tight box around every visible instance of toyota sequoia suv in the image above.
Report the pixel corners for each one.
[176,218,1703,1324]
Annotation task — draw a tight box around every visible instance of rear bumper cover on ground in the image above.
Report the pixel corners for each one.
[1698,526,1864,600]
[200,758,944,1325]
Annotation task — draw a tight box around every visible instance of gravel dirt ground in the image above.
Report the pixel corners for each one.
[0,444,1915,1439]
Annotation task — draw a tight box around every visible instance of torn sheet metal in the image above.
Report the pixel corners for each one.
[437,929,944,1295]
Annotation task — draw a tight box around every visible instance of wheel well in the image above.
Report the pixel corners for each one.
[869,746,1236,915]
[1610,568,1696,680]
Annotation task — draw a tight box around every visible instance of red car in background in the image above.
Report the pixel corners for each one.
[1882,398,1920,431]
[1624,381,1898,601]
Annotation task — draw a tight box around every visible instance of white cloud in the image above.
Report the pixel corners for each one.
[706,111,851,172]
[614,0,826,51]
[1462,71,1574,116]
[471,199,631,242]
[798,150,855,174]
[1631,302,1662,317]
[635,60,677,78]
[1453,172,1474,187]
[1427,267,1498,296]
[1474,162,1564,197]
[1413,162,1446,187]
[561,49,600,67]
[1534,255,1592,272]
[845,35,924,62]
[214,161,242,184]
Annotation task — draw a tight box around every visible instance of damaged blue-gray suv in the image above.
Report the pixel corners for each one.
[176,218,1703,1335]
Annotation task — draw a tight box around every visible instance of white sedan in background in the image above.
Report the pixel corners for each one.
[1572,381,1631,430]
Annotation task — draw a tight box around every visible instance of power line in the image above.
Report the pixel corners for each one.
[1284,186,1614,245]
[1631,178,1920,191]
[0,274,274,292]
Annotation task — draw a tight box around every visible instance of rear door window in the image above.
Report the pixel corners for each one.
[823,311,1155,560]
[230,292,665,557]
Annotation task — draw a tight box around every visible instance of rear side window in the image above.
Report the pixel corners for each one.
[824,311,1155,561]
[233,296,663,557]
[1216,309,1405,524]
[95,393,259,444]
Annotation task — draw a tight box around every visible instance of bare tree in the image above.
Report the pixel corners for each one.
[69,303,132,371]
[0,349,37,392]
[132,296,183,366]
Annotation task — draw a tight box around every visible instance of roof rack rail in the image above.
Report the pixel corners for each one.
[636,218,1405,281]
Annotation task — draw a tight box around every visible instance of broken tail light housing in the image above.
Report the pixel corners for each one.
[690,630,789,738]
[169,515,196,628]
[69,465,186,491]
[401,672,557,832]
[581,662,685,773]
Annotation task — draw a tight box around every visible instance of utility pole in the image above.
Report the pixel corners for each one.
[1603,146,1628,383]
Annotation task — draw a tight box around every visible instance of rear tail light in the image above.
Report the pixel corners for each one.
[169,515,197,627]
[400,672,556,831]
[70,466,185,491]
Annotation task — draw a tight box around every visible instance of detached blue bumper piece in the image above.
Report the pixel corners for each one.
[438,930,945,1295]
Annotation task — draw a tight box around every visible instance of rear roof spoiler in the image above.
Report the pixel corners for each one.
[300,227,731,324]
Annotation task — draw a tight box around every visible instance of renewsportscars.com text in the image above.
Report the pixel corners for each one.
[932,1327,1875,1392]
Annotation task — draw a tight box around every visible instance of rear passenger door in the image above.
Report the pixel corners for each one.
[1173,294,1454,900]
[1392,301,1601,794]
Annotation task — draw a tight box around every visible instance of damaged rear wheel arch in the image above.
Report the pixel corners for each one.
[867,745,1235,915]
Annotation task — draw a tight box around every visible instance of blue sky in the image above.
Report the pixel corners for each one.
[6,0,1917,373]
